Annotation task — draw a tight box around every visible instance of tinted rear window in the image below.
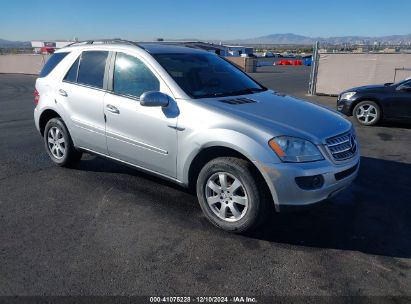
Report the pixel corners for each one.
[77,51,109,89]
[39,52,68,78]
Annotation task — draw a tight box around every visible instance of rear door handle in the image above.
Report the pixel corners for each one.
[106,104,120,114]
[58,89,68,97]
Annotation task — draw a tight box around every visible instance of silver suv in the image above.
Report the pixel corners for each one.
[34,40,360,233]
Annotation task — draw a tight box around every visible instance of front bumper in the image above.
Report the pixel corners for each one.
[336,98,354,116]
[255,154,360,212]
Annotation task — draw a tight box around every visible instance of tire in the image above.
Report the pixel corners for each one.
[353,100,382,126]
[44,118,82,167]
[196,157,270,233]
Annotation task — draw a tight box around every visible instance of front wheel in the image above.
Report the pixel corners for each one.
[353,101,382,126]
[196,157,270,233]
[44,118,82,167]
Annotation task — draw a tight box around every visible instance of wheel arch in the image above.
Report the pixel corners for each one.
[39,109,62,136]
[187,146,275,208]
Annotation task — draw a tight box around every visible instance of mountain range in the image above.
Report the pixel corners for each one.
[224,33,411,45]
[0,39,31,48]
[1,33,411,47]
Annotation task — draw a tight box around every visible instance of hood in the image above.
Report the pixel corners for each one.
[203,91,352,144]
[345,84,388,92]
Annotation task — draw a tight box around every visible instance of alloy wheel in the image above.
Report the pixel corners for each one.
[205,172,248,222]
[47,126,66,159]
[356,104,378,124]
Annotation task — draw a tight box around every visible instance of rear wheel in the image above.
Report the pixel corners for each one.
[44,118,82,167]
[196,157,270,233]
[353,100,381,126]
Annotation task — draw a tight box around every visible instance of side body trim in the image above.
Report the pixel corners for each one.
[78,147,185,186]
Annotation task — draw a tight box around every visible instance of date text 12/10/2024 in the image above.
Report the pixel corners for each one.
[149,296,258,303]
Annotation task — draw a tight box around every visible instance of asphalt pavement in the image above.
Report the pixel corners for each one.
[0,70,410,296]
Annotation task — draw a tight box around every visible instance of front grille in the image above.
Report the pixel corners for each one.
[326,132,357,161]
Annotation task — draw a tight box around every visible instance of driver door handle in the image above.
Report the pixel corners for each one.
[106,104,120,114]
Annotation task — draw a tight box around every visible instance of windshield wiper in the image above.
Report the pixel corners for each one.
[211,87,266,97]
[195,87,266,99]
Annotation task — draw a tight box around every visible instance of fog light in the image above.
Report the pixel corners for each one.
[295,175,324,190]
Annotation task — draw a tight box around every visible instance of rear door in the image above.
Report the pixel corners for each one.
[104,52,178,178]
[57,50,109,154]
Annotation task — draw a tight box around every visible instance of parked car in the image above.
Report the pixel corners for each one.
[302,55,312,66]
[337,79,411,126]
[34,40,360,233]
[262,51,274,58]
[240,53,257,58]
[262,52,281,58]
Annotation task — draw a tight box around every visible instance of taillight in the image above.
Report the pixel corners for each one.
[34,89,40,106]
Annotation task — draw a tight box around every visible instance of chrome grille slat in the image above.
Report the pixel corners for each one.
[330,146,352,154]
[326,132,357,161]
[327,139,350,147]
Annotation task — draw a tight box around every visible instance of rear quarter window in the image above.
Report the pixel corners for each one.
[39,52,69,78]
[64,56,80,83]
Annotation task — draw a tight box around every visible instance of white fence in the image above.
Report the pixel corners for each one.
[0,54,50,75]
[313,53,411,95]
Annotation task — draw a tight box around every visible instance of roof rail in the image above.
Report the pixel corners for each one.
[66,39,145,49]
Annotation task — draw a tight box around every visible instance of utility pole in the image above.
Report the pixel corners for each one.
[308,41,320,95]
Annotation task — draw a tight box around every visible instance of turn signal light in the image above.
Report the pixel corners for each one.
[268,139,285,157]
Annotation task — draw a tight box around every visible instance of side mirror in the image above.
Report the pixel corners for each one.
[140,91,169,107]
[398,85,411,92]
[384,82,393,86]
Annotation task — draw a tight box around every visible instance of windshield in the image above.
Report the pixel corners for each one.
[391,78,411,87]
[153,53,266,98]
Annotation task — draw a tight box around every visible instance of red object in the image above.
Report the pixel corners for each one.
[40,47,55,54]
[277,59,303,66]
[277,60,289,65]
[34,89,40,106]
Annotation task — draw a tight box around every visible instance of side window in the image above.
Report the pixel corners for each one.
[39,52,68,78]
[77,51,109,89]
[398,79,411,90]
[64,56,80,83]
[113,52,160,98]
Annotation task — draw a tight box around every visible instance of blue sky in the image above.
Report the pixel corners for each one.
[1,0,410,41]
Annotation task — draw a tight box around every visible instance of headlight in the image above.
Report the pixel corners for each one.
[340,92,356,100]
[269,136,324,162]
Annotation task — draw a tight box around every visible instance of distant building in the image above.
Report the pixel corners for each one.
[380,48,397,53]
[30,40,254,57]
[353,47,364,53]
[31,40,75,54]
[223,45,254,57]
[149,41,254,57]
